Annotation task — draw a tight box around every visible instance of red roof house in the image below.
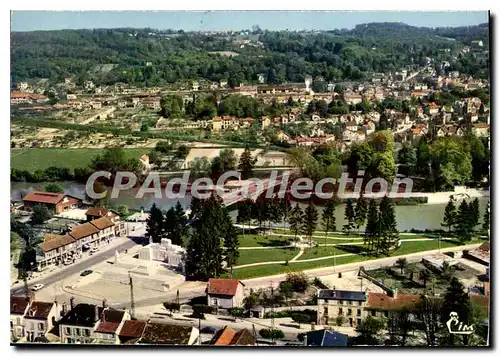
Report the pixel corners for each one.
[206,279,245,309]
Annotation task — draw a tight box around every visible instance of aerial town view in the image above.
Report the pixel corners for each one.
[9,10,490,347]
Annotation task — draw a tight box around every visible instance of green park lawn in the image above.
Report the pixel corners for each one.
[230,238,482,280]
[237,247,299,266]
[10,148,148,172]
[238,234,292,248]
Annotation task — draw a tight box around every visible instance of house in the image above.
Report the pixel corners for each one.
[471,40,484,49]
[345,121,358,132]
[142,97,161,110]
[366,292,421,318]
[261,116,271,130]
[207,279,245,309]
[344,93,363,105]
[89,217,116,244]
[117,320,147,344]
[67,94,77,100]
[86,207,126,236]
[68,222,101,249]
[436,124,465,137]
[211,117,223,132]
[58,303,104,344]
[138,322,199,345]
[93,309,128,344]
[11,296,31,340]
[472,123,489,137]
[276,130,291,142]
[23,191,82,214]
[210,326,256,346]
[303,329,348,347]
[317,289,367,327]
[24,301,58,342]
[37,234,78,270]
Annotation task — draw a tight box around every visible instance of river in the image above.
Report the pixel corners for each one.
[11,181,489,232]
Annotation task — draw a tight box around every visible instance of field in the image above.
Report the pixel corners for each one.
[237,248,298,265]
[10,148,148,172]
[238,234,292,248]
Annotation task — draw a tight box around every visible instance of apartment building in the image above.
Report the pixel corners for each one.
[58,303,104,344]
[24,301,58,342]
[317,290,368,327]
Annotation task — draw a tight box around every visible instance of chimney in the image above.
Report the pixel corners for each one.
[61,302,68,316]
[70,297,75,310]
[102,299,107,309]
[94,304,100,322]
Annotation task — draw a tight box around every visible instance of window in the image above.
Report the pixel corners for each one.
[38,323,44,331]
[75,328,81,336]
[347,309,352,316]
[358,301,363,306]
[357,318,362,325]
[384,311,389,318]
[84,329,91,337]
[338,308,343,315]
[67,338,73,344]
[38,332,44,337]
[338,300,343,305]
[371,310,376,317]
[212,297,218,306]
[323,307,329,315]
[347,300,352,305]
[16,318,21,325]
[10,321,13,329]
[357,309,361,316]
[65,327,71,335]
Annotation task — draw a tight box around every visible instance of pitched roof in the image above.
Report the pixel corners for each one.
[57,303,103,328]
[367,292,421,311]
[305,329,348,346]
[211,326,236,345]
[318,290,367,301]
[95,309,125,333]
[89,217,114,230]
[208,279,243,297]
[39,234,76,252]
[23,191,65,205]
[11,296,30,315]
[229,329,256,345]
[69,222,100,240]
[118,320,147,338]
[85,207,118,218]
[139,323,193,345]
[25,301,54,320]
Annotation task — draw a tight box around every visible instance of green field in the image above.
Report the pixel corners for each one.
[237,247,298,265]
[11,148,148,172]
[238,234,292,248]
[298,245,347,260]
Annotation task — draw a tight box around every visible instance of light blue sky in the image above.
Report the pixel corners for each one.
[11,11,488,32]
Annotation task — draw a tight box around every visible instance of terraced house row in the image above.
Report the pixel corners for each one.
[36,208,127,270]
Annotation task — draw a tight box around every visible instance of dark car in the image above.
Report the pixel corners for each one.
[80,270,93,277]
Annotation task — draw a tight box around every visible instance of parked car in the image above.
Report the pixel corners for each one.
[80,270,93,277]
[63,258,74,265]
[89,247,99,255]
[32,284,44,291]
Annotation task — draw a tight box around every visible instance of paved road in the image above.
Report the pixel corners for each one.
[11,238,140,296]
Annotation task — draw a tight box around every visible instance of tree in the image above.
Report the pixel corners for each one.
[414,295,442,346]
[301,202,318,245]
[259,328,285,340]
[441,277,473,346]
[10,232,21,260]
[289,205,304,241]
[395,308,414,346]
[354,194,368,230]
[394,257,408,275]
[469,198,480,230]
[285,272,309,293]
[419,268,431,288]
[228,307,245,319]
[321,199,336,247]
[238,146,257,180]
[164,201,187,246]
[291,312,313,329]
[442,198,457,233]
[30,204,51,225]
[354,316,384,345]
[430,137,472,189]
[280,197,292,232]
[116,205,129,216]
[454,200,473,243]
[44,183,64,193]
[243,288,261,310]
[160,95,184,118]
[145,203,166,243]
[482,201,490,234]
[365,199,380,252]
[236,199,253,231]
[342,199,356,235]
[378,196,399,255]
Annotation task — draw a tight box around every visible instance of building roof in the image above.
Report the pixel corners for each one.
[367,292,421,311]
[69,222,100,240]
[318,289,367,301]
[11,296,30,315]
[118,320,147,338]
[207,279,244,297]
[23,191,65,205]
[39,234,76,252]
[85,207,118,218]
[25,301,54,320]
[139,323,193,345]
[95,309,125,334]
[89,217,114,230]
[210,326,256,346]
[229,329,256,345]
[305,329,348,347]
[57,303,103,328]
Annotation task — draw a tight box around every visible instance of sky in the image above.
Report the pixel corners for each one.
[11,11,489,32]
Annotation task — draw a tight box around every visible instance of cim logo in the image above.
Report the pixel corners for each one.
[446,312,475,335]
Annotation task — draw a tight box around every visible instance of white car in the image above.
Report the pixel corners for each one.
[32,284,44,291]
[63,259,73,265]
[89,247,99,255]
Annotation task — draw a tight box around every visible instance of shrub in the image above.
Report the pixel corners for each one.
[259,328,285,340]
